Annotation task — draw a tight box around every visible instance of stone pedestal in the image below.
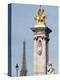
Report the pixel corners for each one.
[31,27,52,75]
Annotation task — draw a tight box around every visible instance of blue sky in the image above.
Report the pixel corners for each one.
[11,4,58,76]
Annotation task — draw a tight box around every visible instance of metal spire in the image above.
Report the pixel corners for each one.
[20,40,27,76]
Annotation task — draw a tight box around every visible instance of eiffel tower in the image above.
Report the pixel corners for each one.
[20,40,27,76]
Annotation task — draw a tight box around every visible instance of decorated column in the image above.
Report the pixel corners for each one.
[31,6,52,75]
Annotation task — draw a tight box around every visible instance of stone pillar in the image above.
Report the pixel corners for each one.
[33,36,37,74]
[31,27,52,75]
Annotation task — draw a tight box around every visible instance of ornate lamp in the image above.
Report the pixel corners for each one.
[16,64,19,77]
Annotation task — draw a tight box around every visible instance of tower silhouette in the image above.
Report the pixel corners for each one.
[20,40,27,76]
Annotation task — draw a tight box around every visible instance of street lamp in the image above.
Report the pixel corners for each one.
[16,64,19,77]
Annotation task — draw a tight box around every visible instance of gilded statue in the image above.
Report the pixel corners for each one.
[34,6,46,25]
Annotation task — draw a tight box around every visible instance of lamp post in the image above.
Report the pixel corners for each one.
[16,64,19,77]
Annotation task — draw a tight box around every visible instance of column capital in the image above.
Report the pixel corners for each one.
[31,27,52,35]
